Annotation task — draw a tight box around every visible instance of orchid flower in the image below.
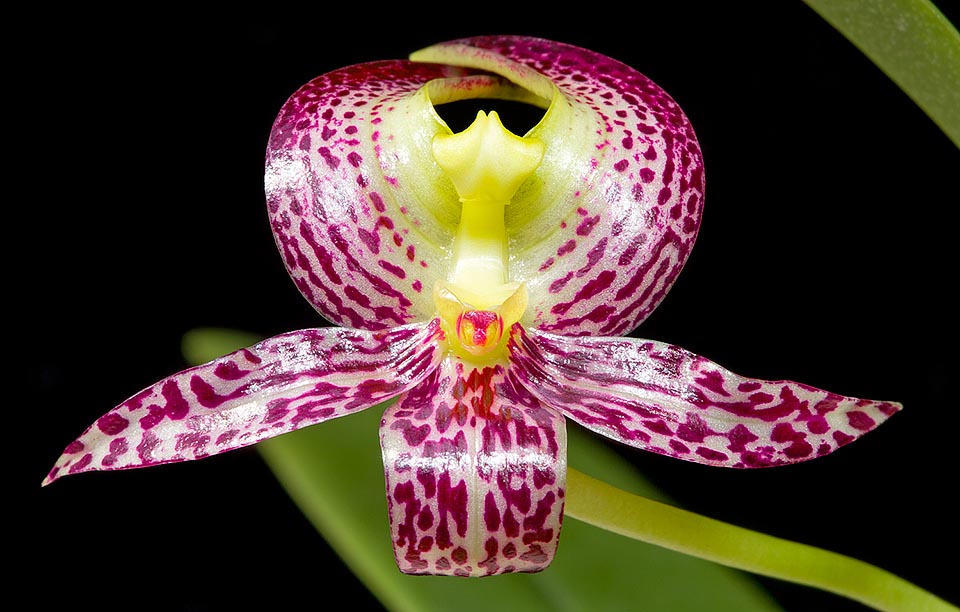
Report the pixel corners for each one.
[45,35,900,578]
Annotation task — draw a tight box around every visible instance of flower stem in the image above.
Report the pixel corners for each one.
[564,468,957,612]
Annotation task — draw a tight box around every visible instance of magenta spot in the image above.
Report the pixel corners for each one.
[771,423,805,443]
[394,480,415,504]
[175,431,210,455]
[369,192,386,212]
[784,440,814,459]
[740,450,775,467]
[213,361,249,381]
[139,405,164,430]
[96,413,129,436]
[519,545,549,564]
[834,430,855,446]
[357,227,380,254]
[451,547,468,565]
[68,453,94,474]
[639,168,655,183]
[677,416,707,443]
[847,411,876,431]
[379,259,406,279]
[403,424,430,446]
[417,507,434,531]
[418,536,434,552]
[484,491,501,532]
[557,240,576,256]
[502,508,520,538]
[696,370,729,396]
[658,186,673,206]
[481,537,500,572]
[696,447,728,462]
[412,279,423,293]
[215,430,238,446]
[102,437,129,466]
[438,471,469,539]
[418,469,437,499]
[318,147,340,169]
[727,423,759,451]
[613,159,629,172]
[576,214,601,236]
[64,440,85,454]
[161,380,190,420]
[808,416,830,434]
[878,402,900,417]
[549,272,573,293]
[643,419,673,436]
[583,304,615,322]
[264,403,290,424]
[532,467,555,490]
[347,151,362,167]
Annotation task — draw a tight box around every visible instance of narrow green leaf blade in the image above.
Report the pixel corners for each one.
[803,0,960,147]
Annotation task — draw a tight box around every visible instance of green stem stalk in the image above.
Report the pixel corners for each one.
[564,468,957,612]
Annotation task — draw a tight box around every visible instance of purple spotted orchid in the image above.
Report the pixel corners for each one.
[46,36,900,577]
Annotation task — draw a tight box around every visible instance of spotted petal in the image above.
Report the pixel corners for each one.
[380,358,566,576]
[266,36,703,337]
[509,325,901,468]
[44,320,444,485]
[412,37,705,337]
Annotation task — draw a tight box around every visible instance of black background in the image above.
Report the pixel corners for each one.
[17,4,958,611]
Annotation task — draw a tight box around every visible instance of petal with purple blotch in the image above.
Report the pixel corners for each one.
[266,36,704,338]
[508,325,900,468]
[44,320,444,485]
[410,36,705,337]
[380,357,566,576]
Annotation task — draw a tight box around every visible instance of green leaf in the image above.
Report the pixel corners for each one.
[802,0,960,148]
[183,327,783,612]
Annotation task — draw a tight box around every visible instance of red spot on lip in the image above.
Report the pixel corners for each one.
[458,311,503,348]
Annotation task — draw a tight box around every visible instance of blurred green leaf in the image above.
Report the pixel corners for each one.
[184,327,782,612]
[803,0,960,148]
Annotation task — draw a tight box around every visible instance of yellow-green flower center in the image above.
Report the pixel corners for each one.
[431,110,543,363]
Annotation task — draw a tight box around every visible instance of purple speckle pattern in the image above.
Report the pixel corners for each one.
[427,36,704,337]
[44,321,443,485]
[265,60,476,330]
[266,37,704,339]
[381,358,566,576]
[509,325,901,468]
